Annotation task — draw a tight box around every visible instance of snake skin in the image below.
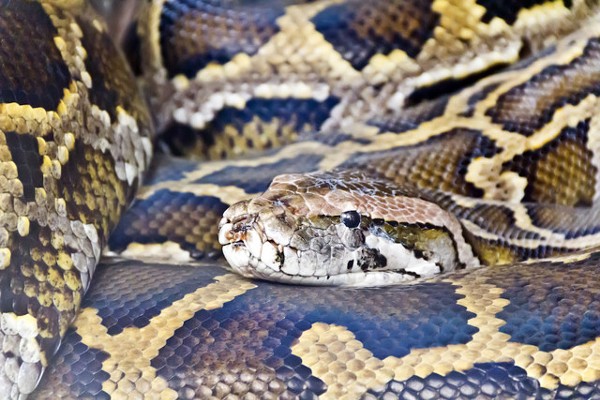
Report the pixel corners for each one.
[0,0,153,397]
[0,0,599,398]
[32,255,600,399]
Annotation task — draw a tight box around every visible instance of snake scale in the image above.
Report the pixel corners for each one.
[1,0,600,398]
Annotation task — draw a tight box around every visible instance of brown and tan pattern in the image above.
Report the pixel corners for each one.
[215,14,600,286]
[0,0,152,397]
[3,0,600,398]
[138,0,600,159]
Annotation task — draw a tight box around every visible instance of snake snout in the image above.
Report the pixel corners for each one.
[219,213,261,276]
[219,200,293,279]
[219,200,254,244]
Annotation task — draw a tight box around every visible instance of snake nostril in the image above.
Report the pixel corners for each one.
[221,214,262,244]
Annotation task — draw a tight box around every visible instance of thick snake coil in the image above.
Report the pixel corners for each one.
[1,0,600,398]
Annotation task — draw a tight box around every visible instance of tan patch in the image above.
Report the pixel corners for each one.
[292,275,600,398]
[189,116,303,160]
[74,274,256,398]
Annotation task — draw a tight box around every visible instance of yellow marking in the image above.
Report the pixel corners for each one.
[522,251,592,265]
[587,107,600,201]
[204,116,302,159]
[57,145,69,164]
[447,195,565,245]
[171,75,189,91]
[514,0,576,30]
[461,25,600,200]
[400,0,538,103]
[474,13,593,120]
[0,161,18,180]
[138,182,247,206]
[365,49,412,88]
[36,137,48,155]
[470,239,517,265]
[117,241,196,263]
[17,216,29,237]
[57,100,68,116]
[63,132,75,150]
[48,0,85,8]
[92,19,104,33]
[53,290,73,313]
[40,155,53,177]
[509,203,567,239]
[81,71,92,88]
[461,94,600,202]
[142,0,169,71]
[53,36,67,53]
[139,140,333,199]
[75,274,256,398]
[0,81,79,137]
[56,252,73,270]
[54,198,67,217]
[292,275,600,398]
[44,264,63,288]
[528,95,600,151]
[0,248,10,269]
[64,270,80,291]
[461,217,600,251]
[136,4,600,200]
[193,0,349,85]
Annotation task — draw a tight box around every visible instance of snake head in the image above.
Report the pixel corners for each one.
[218,171,479,286]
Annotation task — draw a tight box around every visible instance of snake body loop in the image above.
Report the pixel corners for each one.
[1,0,600,398]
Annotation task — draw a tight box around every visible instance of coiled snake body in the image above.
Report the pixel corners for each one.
[1,0,600,398]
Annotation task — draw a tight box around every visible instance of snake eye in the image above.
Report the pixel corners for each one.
[341,211,361,228]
